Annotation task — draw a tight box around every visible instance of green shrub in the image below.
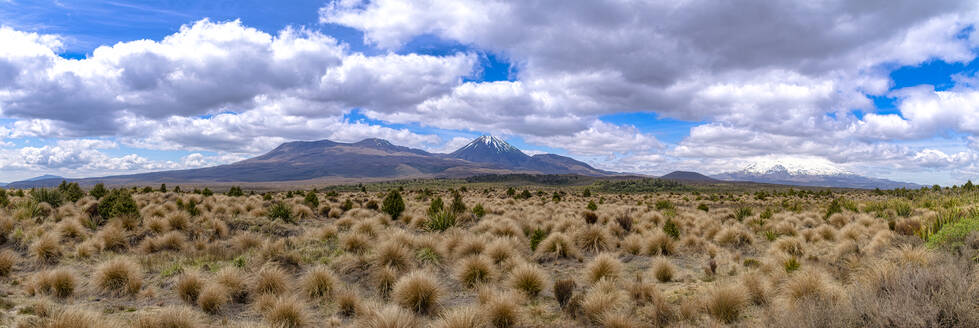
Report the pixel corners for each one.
[201,188,213,197]
[304,191,319,209]
[450,191,466,214]
[428,197,444,217]
[582,188,591,197]
[471,204,485,218]
[925,215,979,249]
[529,228,548,251]
[506,187,516,197]
[97,189,138,220]
[783,257,800,273]
[734,206,753,221]
[654,199,674,210]
[57,181,85,202]
[268,202,294,223]
[382,190,405,220]
[31,188,63,208]
[698,203,709,212]
[0,189,8,208]
[427,210,456,232]
[824,198,843,219]
[226,186,244,197]
[518,190,532,199]
[663,219,679,239]
[340,199,354,212]
[586,200,598,211]
[893,200,913,217]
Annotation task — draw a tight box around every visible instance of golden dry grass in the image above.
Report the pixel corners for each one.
[0,184,975,327]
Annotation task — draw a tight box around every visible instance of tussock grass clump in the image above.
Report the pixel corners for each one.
[575,225,611,253]
[715,226,753,247]
[30,268,76,298]
[253,265,290,296]
[454,255,495,288]
[216,266,249,303]
[337,290,364,317]
[507,263,548,298]
[263,296,307,328]
[48,309,107,328]
[481,290,522,328]
[93,257,143,295]
[600,311,638,328]
[0,249,19,276]
[198,283,229,314]
[432,306,483,328]
[585,253,622,284]
[98,223,128,251]
[554,278,576,308]
[176,271,204,303]
[30,233,62,264]
[134,306,201,328]
[651,257,675,282]
[301,265,337,299]
[358,304,419,328]
[392,271,442,315]
[705,284,747,323]
[533,232,580,261]
[581,280,627,323]
[373,240,413,271]
[646,231,676,255]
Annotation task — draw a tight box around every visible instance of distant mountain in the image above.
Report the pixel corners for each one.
[713,160,921,189]
[660,171,718,182]
[25,174,65,182]
[8,136,614,188]
[449,136,532,168]
[4,175,66,188]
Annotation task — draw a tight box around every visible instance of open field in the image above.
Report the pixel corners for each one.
[0,180,977,327]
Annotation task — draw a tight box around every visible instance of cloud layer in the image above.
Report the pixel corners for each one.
[1,1,979,184]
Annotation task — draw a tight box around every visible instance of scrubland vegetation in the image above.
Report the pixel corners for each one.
[0,180,977,327]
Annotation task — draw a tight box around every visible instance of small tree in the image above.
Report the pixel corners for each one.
[58,181,84,202]
[450,191,466,214]
[382,190,406,220]
[98,188,139,220]
[31,188,64,208]
[0,188,8,207]
[201,187,213,197]
[304,191,320,209]
[90,183,108,199]
[160,184,167,193]
[226,186,244,197]
[428,197,444,217]
[586,200,598,211]
[506,187,516,197]
[268,201,294,223]
[582,188,592,197]
[965,180,975,191]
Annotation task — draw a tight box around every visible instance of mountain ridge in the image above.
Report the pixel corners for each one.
[714,161,922,189]
[6,136,612,188]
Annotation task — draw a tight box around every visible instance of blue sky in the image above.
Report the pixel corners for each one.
[1,1,979,185]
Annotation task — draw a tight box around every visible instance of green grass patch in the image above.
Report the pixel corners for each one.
[926,215,979,249]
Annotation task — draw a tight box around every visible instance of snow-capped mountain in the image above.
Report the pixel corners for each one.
[8,136,613,188]
[714,158,921,189]
[449,136,532,168]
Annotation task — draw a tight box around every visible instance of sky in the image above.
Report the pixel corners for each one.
[1,0,979,185]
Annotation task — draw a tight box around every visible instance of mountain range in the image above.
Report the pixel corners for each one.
[712,162,922,189]
[4,136,924,190]
[6,136,613,188]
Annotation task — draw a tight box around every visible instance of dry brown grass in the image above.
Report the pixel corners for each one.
[392,271,442,315]
[92,256,142,295]
[0,186,973,327]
